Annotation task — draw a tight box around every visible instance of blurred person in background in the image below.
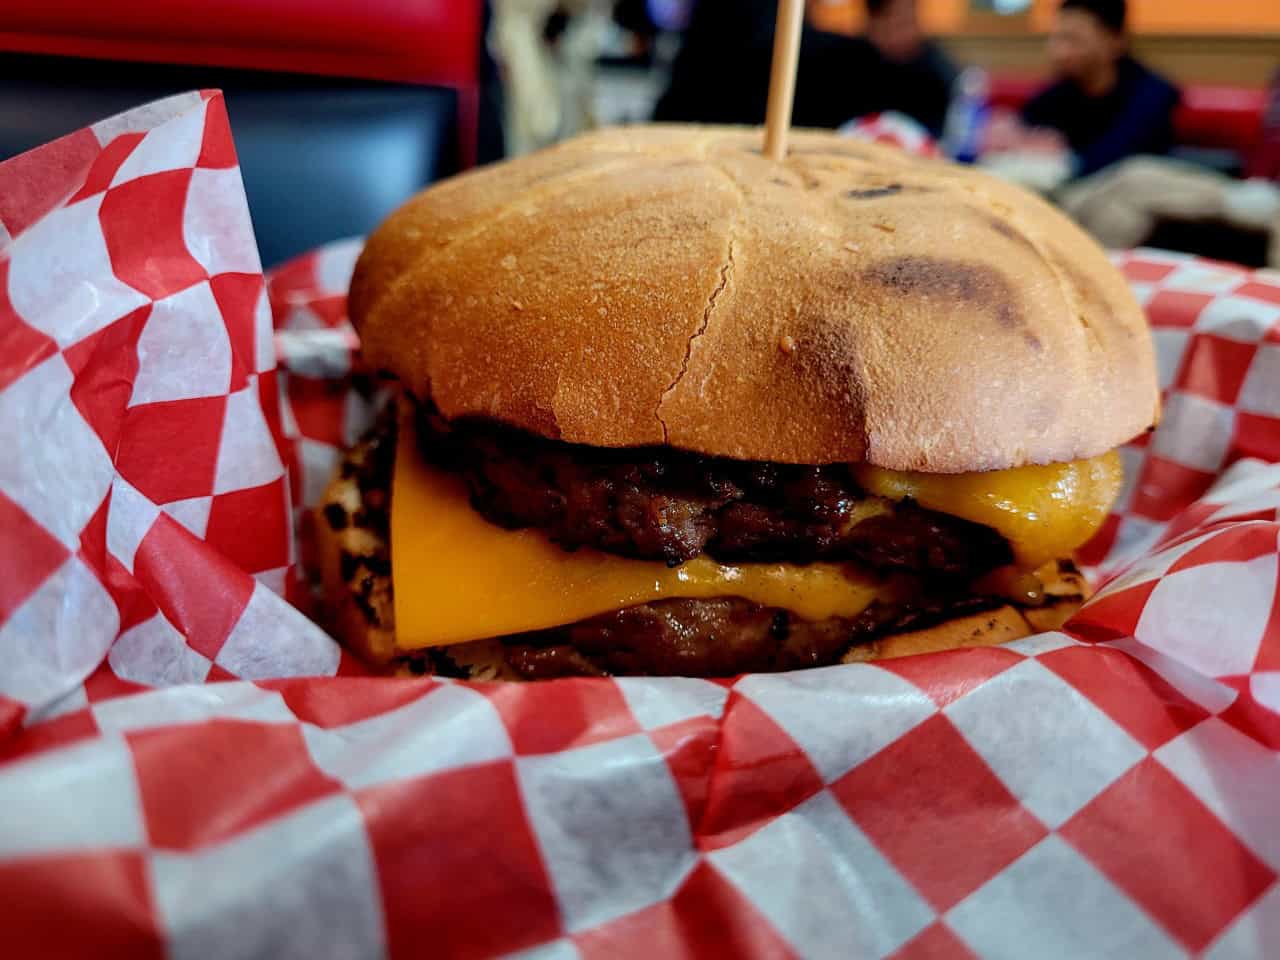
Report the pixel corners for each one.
[1055,68,1280,268]
[654,0,955,135]
[491,0,614,155]
[846,0,956,134]
[1020,0,1179,179]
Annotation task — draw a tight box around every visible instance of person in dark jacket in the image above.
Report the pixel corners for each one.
[1021,0,1179,178]
[654,0,955,136]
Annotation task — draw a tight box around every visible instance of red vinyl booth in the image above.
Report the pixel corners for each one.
[988,73,1268,172]
[0,1,488,265]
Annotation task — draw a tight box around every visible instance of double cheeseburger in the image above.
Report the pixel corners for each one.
[318,126,1158,680]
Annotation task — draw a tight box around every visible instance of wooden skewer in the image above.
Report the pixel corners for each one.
[763,0,806,162]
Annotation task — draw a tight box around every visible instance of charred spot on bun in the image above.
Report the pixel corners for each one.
[317,126,1158,679]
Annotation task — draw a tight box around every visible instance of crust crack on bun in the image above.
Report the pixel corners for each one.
[658,230,736,445]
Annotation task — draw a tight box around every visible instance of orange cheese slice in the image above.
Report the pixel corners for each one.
[392,416,891,650]
[853,450,1122,569]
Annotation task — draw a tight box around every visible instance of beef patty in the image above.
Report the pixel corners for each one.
[420,593,1005,680]
[419,403,1012,576]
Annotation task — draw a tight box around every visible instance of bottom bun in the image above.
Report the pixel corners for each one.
[311,409,1090,680]
[842,605,1038,663]
[841,583,1089,664]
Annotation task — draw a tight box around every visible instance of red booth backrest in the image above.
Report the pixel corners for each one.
[0,0,483,163]
[987,73,1266,155]
[0,1,480,89]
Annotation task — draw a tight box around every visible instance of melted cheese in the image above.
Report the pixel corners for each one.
[853,451,1122,569]
[392,417,891,650]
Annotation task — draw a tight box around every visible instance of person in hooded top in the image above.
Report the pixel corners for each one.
[1021,0,1180,178]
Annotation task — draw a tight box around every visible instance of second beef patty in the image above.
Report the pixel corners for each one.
[420,403,1013,578]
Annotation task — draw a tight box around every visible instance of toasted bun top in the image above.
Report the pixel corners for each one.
[350,126,1158,472]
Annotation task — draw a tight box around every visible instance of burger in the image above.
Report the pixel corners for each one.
[316,126,1158,680]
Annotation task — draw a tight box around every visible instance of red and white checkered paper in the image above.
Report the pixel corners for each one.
[839,112,942,158]
[2,99,1279,959]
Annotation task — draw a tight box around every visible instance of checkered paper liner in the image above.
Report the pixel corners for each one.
[2,97,1279,960]
[839,111,942,157]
